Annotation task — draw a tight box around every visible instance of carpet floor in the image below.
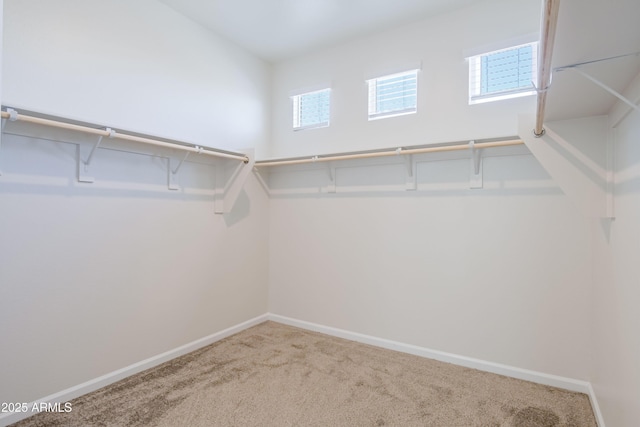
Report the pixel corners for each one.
[12,321,596,426]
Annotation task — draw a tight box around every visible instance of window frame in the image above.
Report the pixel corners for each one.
[367,69,419,121]
[468,41,539,105]
[291,88,331,131]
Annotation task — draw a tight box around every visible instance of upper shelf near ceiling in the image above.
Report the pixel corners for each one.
[543,0,640,123]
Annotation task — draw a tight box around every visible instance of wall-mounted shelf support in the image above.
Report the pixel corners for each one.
[252,166,271,196]
[325,161,334,182]
[469,140,483,189]
[168,150,191,190]
[325,160,336,193]
[1,107,248,160]
[214,149,255,214]
[78,128,114,183]
[171,151,191,175]
[254,139,523,194]
[402,152,416,190]
[519,114,613,218]
[77,136,102,183]
[256,139,523,167]
[1,107,254,214]
[85,129,112,166]
[570,67,640,115]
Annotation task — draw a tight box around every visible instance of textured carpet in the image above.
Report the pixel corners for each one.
[12,321,596,426]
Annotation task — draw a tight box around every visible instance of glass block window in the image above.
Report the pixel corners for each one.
[367,70,418,120]
[292,88,331,130]
[469,42,538,104]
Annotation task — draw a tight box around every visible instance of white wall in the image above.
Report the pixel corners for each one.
[266,0,592,381]
[267,151,592,380]
[0,0,270,404]
[591,76,640,426]
[269,0,540,159]
[2,0,271,158]
[5,1,636,423]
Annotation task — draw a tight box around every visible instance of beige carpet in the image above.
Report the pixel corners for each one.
[12,321,596,426]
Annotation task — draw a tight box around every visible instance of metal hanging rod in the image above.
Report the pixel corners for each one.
[0,108,249,163]
[554,51,640,72]
[255,139,524,167]
[534,0,561,137]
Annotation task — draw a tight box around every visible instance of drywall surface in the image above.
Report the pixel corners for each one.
[521,115,610,219]
[591,106,640,425]
[0,132,269,404]
[2,0,271,158]
[0,0,270,404]
[269,0,539,159]
[268,152,592,380]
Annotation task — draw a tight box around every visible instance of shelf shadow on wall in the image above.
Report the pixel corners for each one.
[261,154,565,200]
[0,134,220,203]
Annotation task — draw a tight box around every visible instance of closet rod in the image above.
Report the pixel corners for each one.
[0,109,249,163]
[255,139,524,167]
[534,0,561,137]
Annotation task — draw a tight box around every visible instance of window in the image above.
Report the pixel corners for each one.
[367,70,418,120]
[292,88,330,130]
[468,42,538,104]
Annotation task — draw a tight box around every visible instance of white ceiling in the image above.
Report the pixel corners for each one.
[158,0,480,62]
[159,0,640,122]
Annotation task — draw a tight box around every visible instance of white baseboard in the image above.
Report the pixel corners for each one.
[0,314,269,427]
[269,315,607,426]
[586,383,606,427]
[1,313,605,427]
[268,314,593,395]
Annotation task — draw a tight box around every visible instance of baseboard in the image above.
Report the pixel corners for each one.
[0,314,269,427]
[586,383,607,427]
[267,314,593,395]
[2,313,604,427]
[272,311,606,426]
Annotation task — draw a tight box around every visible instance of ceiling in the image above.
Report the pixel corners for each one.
[158,0,480,63]
[159,0,640,122]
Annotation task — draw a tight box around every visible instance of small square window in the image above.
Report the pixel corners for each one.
[367,70,418,120]
[469,42,538,104]
[292,88,331,130]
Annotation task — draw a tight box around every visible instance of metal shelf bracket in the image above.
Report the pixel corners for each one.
[78,128,114,183]
[469,140,483,189]
[326,160,336,193]
[214,148,255,214]
[401,151,416,190]
[168,150,192,190]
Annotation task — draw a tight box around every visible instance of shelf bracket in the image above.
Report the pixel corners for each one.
[326,160,336,193]
[402,151,416,191]
[78,128,114,183]
[252,166,272,196]
[214,148,255,214]
[76,128,115,183]
[571,67,640,115]
[168,150,191,190]
[469,140,483,189]
[519,114,611,218]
